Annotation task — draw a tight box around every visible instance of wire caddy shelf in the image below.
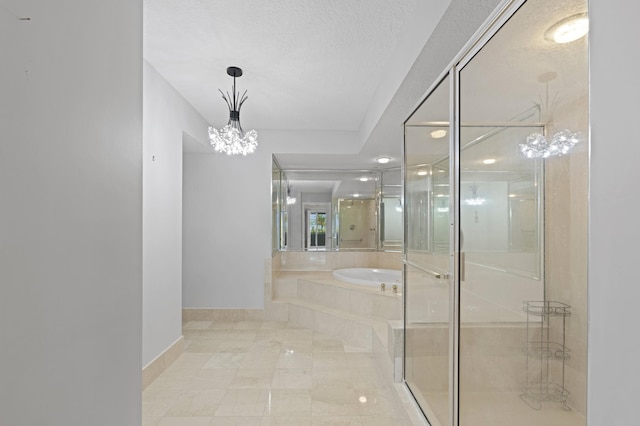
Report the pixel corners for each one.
[521,301,571,411]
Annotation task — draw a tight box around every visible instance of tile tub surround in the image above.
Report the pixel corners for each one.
[273,271,404,381]
[142,320,426,425]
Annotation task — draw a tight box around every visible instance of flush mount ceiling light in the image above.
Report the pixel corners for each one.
[546,13,589,44]
[482,158,496,165]
[359,177,369,182]
[430,129,447,139]
[376,157,391,164]
[208,66,258,156]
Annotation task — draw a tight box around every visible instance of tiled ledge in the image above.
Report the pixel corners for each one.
[279,250,403,271]
[274,271,403,320]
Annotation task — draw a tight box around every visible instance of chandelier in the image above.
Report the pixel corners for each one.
[208,66,258,155]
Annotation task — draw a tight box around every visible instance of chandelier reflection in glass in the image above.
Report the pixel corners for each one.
[519,72,581,159]
[209,66,258,155]
[464,184,486,206]
[520,129,580,159]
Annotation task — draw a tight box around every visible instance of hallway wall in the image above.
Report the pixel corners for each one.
[142,62,209,367]
[0,1,143,425]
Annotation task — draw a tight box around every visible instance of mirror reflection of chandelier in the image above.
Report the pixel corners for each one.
[208,66,258,156]
[286,184,296,205]
[465,184,486,206]
[520,129,580,159]
[519,71,581,159]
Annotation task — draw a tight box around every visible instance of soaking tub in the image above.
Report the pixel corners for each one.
[332,268,401,287]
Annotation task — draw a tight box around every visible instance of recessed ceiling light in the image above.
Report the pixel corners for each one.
[430,129,447,139]
[359,177,369,182]
[354,193,360,197]
[376,157,391,164]
[547,13,589,44]
[417,170,428,176]
[482,158,496,165]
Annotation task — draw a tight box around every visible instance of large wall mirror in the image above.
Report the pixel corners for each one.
[271,160,402,252]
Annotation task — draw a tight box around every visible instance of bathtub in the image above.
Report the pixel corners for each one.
[332,268,401,287]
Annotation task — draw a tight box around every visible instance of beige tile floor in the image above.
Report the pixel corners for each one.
[143,320,414,425]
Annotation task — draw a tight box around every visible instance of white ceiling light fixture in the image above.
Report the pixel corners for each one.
[546,13,589,44]
[209,66,258,156]
[430,129,447,139]
[376,157,391,164]
[359,177,369,182]
[482,158,496,165]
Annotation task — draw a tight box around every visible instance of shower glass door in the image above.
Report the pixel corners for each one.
[456,0,588,424]
[404,0,589,425]
[404,74,452,426]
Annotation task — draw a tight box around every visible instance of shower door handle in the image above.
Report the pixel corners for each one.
[460,251,465,282]
[423,268,448,280]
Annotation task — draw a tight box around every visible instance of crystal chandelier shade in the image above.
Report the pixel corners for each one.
[209,66,258,155]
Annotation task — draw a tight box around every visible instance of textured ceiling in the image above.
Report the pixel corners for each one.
[143,0,417,133]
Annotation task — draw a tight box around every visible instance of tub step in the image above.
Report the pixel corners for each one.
[272,272,404,381]
[278,296,386,350]
[276,296,403,382]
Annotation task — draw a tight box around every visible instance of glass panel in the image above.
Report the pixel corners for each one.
[404,74,450,426]
[271,157,282,253]
[381,168,403,251]
[337,199,377,249]
[458,1,588,425]
[381,197,403,248]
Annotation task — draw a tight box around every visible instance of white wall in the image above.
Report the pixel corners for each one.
[588,0,640,423]
[0,1,142,425]
[142,62,209,366]
[183,150,272,308]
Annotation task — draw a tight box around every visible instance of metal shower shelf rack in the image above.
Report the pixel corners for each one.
[521,300,571,411]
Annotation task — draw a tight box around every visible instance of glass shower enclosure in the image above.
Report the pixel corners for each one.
[403,0,589,425]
